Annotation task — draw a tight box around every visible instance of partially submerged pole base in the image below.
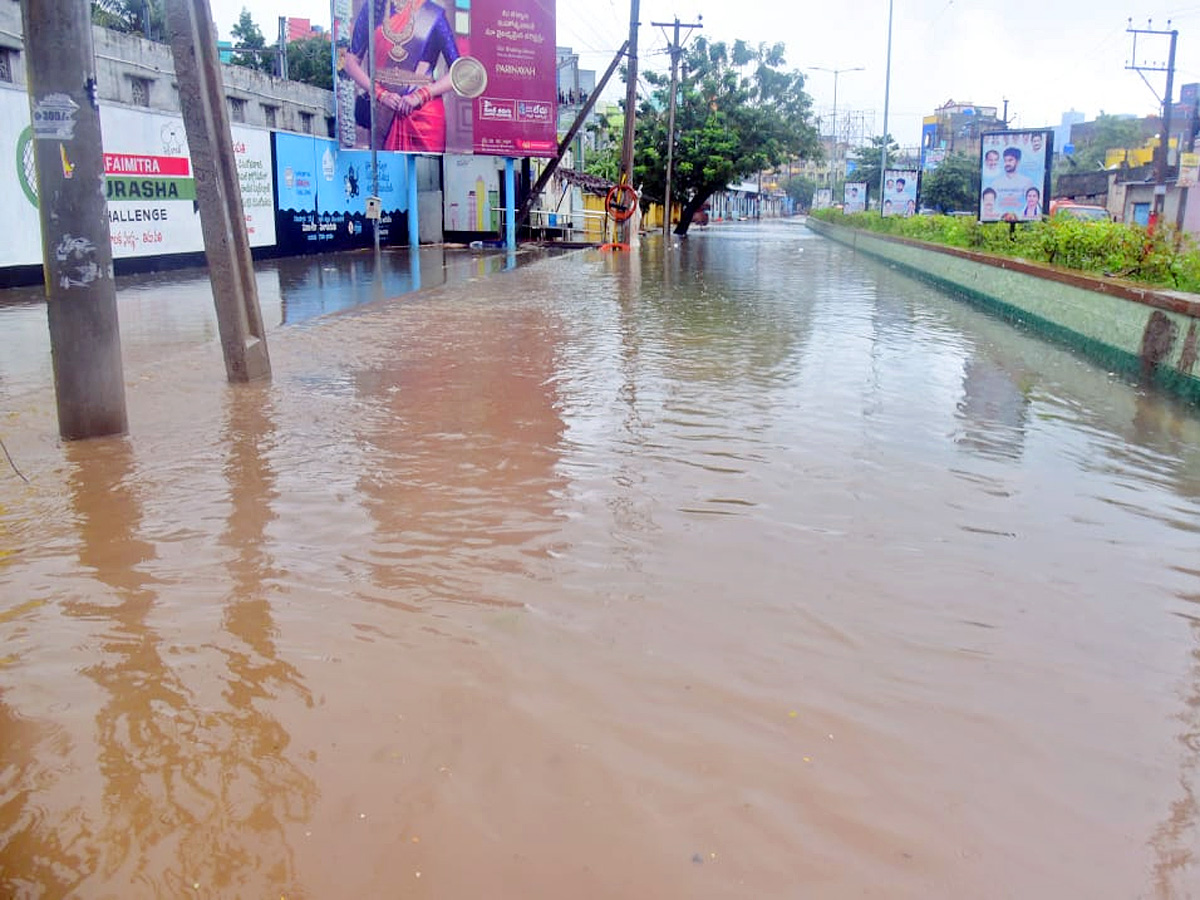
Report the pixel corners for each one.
[20,0,129,439]
[165,0,271,383]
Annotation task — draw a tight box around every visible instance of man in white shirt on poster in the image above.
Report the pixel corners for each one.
[992,147,1035,216]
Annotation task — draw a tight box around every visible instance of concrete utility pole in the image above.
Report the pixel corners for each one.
[20,0,128,439]
[367,0,381,260]
[166,0,271,382]
[618,0,640,244]
[1127,20,1179,230]
[277,17,289,81]
[653,16,702,242]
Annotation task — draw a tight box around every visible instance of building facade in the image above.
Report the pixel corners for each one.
[922,100,1006,163]
[0,2,334,135]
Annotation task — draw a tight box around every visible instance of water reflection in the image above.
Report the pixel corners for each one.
[275,251,412,326]
[0,246,563,403]
[4,222,1200,895]
[350,267,568,609]
[955,354,1032,462]
[1151,602,1200,896]
[0,691,81,896]
[274,246,560,326]
[659,228,815,387]
[608,244,658,574]
[45,407,318,893]
[60,437,192,892]
[207,383,317,893]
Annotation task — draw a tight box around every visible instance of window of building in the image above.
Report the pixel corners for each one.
[0,49,12,84]
[229,97,246,123]
[262,104,277,129]
[326,116,336,138]
[299,111,313,134]
[130,76,151,107]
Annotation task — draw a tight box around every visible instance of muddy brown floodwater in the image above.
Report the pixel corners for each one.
[2,222,1200,898]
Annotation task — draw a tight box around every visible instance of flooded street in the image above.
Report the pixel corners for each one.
[2,221,1200,897]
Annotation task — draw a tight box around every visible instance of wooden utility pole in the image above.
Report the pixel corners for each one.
[618,0,640,244]
[166,0,271,382]
[20,0,128,439]
[653,16,702,242]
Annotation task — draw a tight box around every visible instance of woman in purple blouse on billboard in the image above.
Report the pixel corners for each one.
[342,0,461,152]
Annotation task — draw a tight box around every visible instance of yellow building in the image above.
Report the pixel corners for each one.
[1104,137,1178,169]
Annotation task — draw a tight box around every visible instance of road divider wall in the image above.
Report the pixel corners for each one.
[806,216,1200,406]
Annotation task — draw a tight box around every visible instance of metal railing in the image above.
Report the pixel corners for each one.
[513,207,609,243]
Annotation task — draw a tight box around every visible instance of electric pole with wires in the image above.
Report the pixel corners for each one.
[652,15,702,242]
[1126,19,1178,231]
[617,0,640,246]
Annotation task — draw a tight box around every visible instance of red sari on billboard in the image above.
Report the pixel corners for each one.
[350,0,461,152]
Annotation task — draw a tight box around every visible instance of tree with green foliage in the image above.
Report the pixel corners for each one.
[845,134,899,201]
[632,37,821,235]
[231,8,271,73]
[1065,112,1146,171]
[919,152,981,214]
[91,0,164,39]
[285,36,333,89]
[781,175,816,211]
[584,143,621,182]
[579,113,621,180]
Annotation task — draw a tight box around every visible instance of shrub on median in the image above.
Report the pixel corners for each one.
[808,208,1200,295]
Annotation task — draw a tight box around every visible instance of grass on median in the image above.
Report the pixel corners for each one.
[808,208,1200,295]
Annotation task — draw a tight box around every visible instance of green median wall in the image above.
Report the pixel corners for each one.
[806,217,1200,407]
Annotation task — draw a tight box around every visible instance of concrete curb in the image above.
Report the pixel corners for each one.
[805,217,1200,406]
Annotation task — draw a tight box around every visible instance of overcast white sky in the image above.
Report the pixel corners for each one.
[206,0,1200,148]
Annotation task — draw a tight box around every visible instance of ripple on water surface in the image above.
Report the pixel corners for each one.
[1,222,1200,897]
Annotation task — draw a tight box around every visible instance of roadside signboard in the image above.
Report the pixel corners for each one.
[979,129,1053,222]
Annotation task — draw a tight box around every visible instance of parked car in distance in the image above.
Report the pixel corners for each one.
[1048,199,1112,222]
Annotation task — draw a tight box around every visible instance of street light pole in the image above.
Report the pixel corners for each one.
[879,0,894,209]
[809,65,864,197]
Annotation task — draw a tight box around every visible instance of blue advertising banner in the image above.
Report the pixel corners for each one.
[920,120,939,171]
[275,132,335,251]
[922,148,947,172]
[320,150,407,245]
[319,149,406,217]
[273,133,409,252]
[276,132,320,213]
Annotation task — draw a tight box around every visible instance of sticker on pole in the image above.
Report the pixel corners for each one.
[32,94,80,140]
